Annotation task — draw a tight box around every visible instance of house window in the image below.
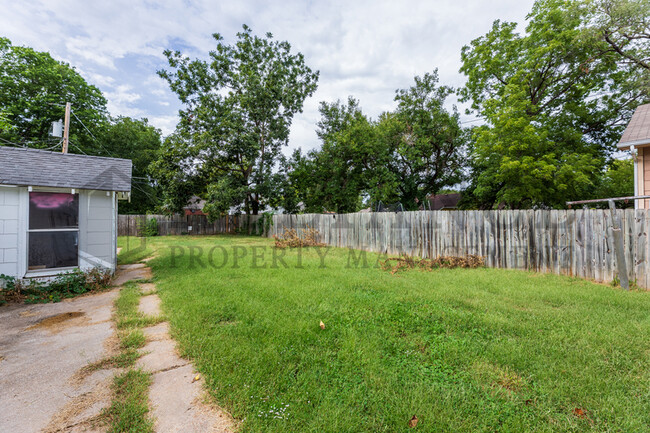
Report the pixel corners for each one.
[28,192,79,270]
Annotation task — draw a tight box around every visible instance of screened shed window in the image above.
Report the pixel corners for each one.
[28,192,79,270]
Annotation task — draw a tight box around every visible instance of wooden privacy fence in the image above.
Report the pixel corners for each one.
[270,210,650,289]
[118,214,264,237]
[120,210,650,289]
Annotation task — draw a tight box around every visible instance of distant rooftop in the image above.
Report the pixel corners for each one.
[0,146,132,192]
[619,103,650,149]
[427,193,461,210]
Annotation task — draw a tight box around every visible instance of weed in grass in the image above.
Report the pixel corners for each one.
[102,275,159,433]
[117,315,165,330]
[114,283,165,330]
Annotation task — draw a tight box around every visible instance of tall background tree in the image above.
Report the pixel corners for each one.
[0,38,163,213]
[155,25,319,216]
[282,72,465,213]
[387,71,466,209]
[0,37,108,152]
[99,117,163,214]
[591,0,650,76]
[459,0,650,209]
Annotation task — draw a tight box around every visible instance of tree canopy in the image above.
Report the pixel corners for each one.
[459,0,649,209]
[280,72,466,213]
[0,37,108,152]
[156,25,319,216]
[100,117,163,214]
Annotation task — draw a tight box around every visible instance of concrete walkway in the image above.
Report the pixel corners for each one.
[0,262,234,433]
[0,289,119,433]
[136,284,234,433]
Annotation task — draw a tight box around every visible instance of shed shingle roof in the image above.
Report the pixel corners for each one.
[0,146,132,192]
[619,103,650,149]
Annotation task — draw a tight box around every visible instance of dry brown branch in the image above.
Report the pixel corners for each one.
[273,226,326,248]
[381,254,485,274]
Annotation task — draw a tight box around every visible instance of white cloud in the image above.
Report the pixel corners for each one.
[0,0,536,150]
[147,115,179,136]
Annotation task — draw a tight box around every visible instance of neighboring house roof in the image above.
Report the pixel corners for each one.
[427,193,461,210]
[618,103,650,149]
[0,146,132,192]
[184,195,206,211]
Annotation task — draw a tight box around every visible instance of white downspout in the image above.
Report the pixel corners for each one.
[632,145,638,209]
[112,191,117,271]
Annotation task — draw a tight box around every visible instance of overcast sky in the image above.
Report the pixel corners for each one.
[2,0,535,153]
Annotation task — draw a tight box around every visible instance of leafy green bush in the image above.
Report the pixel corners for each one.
[138,217,158,237]
[136,216,158,237]
[0,268,113,304]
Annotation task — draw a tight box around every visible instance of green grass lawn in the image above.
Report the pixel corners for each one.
[118,235,650,432]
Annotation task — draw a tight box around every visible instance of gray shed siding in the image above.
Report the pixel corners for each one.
[79,190,117,271]
[0,187,118,279]
[0,187,20,277]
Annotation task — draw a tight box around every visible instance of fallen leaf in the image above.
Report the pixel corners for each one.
[192,374,200,383]
[573,408,586,418]
[319,321,325,330]
[408,415,418,428]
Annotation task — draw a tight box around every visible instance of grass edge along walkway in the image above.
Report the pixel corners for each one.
[126,235,650,433]
[103,280,163,433]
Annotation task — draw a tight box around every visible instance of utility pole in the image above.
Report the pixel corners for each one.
[62,102,71,153]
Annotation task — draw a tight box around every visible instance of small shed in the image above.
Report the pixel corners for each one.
[618,103,650,208]
[0,147,132,279]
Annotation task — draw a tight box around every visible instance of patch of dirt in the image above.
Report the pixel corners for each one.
[27,312,88,333]
[138,282,157,295]
[71,334,121,385]
[141,253,159,263]
[19,309,39,317]
[194,390,238,432]
[43,375,112,433]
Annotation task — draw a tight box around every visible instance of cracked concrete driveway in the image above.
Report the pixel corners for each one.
[0,289,118,433]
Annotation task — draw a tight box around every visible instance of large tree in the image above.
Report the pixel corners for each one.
[100,117,163,214]
[281,73,466,213]
[591,0,650,74]
[460,0,649,209]
[0,37,108,152]
[157,25,319,216]
[306,98,393,213]
[387,71,466,210]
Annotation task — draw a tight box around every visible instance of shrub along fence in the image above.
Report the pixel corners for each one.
[120,210,650,289]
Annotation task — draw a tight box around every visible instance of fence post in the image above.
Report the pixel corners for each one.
[609,200,629,290]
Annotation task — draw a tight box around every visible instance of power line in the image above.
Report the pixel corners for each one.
[69,141,88,155]
[70,109,115,157]
[42,139,63,151]
[70,110,99,141]
[131,182,158,202]
[0,137,26,147]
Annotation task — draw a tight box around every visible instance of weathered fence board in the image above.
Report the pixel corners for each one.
[118,214,265,237]
[270,210,650,289]
[120,209,650,289]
